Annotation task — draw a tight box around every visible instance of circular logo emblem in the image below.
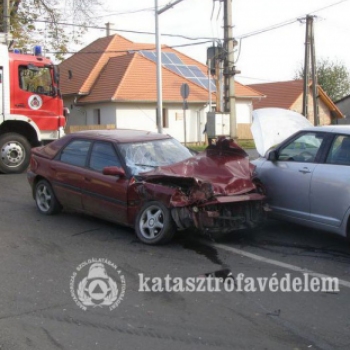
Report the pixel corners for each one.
[70,258,126,311]
[28,94,43,110]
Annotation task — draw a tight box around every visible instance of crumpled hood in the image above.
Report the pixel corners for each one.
[251,108,313,156]
[140,138,257,196]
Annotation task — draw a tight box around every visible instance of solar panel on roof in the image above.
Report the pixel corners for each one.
[138,50,215,91]
[188,66,206,78]
[165,52,183,64]
[161,53,173,64]
[140,50,156,60]
[188,77,202,86]
[164,64,182,76]
[177,66,196,78]
[200,79,211,89]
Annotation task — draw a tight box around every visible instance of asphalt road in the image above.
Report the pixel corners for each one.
[0,174,350,350]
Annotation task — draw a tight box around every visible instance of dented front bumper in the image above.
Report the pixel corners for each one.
[171,193,266,233]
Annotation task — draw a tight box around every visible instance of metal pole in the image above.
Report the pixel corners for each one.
[155,0,184,134]
[158,0,185,15]
[183,108,187,146]
[310,16,319,126]
[208,59,212,110]
[302,16,311,118]
[155,0,163,133]
[223,0,237,138]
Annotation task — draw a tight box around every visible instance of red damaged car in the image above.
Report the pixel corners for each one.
[27,130,265,245]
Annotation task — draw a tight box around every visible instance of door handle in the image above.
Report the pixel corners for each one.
[299,167,311,174]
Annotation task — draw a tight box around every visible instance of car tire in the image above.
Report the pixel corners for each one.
[34,179,62,215]
[0,133,31,174]
[135,201,176,245]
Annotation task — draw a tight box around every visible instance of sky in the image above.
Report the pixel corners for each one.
[75,0,350,86]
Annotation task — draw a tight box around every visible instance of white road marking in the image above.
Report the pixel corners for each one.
[212,242,350,289]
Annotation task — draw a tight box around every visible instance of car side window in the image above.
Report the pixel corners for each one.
[59,140,91,167]
[89,142,121,172]
[326,135,350,165]
[278,132,323,163]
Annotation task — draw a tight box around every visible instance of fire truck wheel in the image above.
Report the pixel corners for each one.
[0,133,31,174]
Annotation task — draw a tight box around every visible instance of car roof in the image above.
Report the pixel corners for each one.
[303,125,350,134]
[68,129,172,143]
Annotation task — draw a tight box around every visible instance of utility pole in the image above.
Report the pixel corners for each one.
[302,15,319,125]
[223,0,237,138]
[310,16,319,126]
[105,22,111,36]
[155,0,184,134]
[3,0,10,44]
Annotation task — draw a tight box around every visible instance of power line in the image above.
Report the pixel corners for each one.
[237,18,300,39]
[94,6,156,18]
[309,0,350,14]
[236,0,349,40]
[32,0,350,44]
[44,40,213,55]
[33,19,222,42]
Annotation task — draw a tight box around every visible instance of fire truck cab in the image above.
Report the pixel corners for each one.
[0,35,66,174]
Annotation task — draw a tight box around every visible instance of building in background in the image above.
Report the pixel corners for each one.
[59,34,263,142]
[248,80,343,125]
[335,94,350,124]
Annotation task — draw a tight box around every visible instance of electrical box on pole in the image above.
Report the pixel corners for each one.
[207,45,224,76]
[206,112,230,139]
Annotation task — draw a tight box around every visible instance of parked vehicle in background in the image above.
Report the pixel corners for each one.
[27,129,265,245]
[253,124,350,240]
[0,34,66,174]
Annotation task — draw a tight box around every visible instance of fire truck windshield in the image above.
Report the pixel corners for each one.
[19,65,54,95]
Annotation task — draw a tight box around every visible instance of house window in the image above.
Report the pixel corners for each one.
[162,108,169,128]
[175,112,183,121]
[93,109,101,125]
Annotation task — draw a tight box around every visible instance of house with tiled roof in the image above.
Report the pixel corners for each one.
[335,94,350,122]
[59,34,264,142]
[248,80,343,125]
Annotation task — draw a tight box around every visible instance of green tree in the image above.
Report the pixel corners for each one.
[295,58,350,102]
[0,0,102,61]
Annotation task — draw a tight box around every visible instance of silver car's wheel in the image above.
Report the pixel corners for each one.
[35,179,62,215]
[135,201,175,245]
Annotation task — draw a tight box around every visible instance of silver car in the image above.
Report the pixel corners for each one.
[253,125,350,239]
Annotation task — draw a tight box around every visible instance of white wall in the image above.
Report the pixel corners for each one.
[64,97,86,126]
[63,97,253,143]
[164,104,207,143]
[236,100,253,124]
[86,103,117,125]
[116,105,157,131]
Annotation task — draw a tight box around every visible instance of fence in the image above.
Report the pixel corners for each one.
[237,123,253,140]
[65,124,116,134]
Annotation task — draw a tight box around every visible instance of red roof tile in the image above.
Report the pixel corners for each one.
[60,34,263,103]
[248,80,304,109]
[248,79,343,118]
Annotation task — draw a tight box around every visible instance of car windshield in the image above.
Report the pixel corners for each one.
[118,138,193,175]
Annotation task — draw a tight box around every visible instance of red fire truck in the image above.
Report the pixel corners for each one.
[0,38,66,174]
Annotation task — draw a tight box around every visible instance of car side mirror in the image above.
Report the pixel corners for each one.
[103,166,125,177]
[268,150,278,161]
